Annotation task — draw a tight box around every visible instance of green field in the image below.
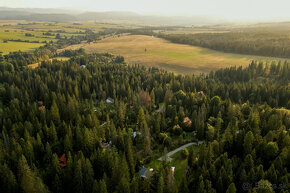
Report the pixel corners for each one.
[27,56,70,68]
[147,145,200,186]
[1,21,289,74]
[0,41,44,54]
[69,35,288,74]
[0,21,132,54]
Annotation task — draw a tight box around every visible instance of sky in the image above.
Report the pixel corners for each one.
[2,0,290,21]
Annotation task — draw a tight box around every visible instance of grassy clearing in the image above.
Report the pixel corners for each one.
[0,20,25,26]
[0,41,44,55]
[27,57,70,68]
[72,35,287,74]
[147,145,199,186]
[0,21,131,54]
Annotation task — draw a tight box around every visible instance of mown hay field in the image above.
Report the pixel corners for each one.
[73,35,287,74]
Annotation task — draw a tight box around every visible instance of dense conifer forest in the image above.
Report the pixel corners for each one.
[0,49,289,193]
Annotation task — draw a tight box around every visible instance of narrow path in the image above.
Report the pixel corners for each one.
[158,141,203,161]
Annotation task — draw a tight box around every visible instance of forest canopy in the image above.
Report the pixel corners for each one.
[0,50,289,193]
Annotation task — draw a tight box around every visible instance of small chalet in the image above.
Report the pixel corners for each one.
[37,101,45,111]
[156,105,164,113]
[80,65,86,68]
[139,167,153,178]
[38,106,45,111]
[105,97,114,104]
[183,117,192,127]
[126,101,133,105]
[101,140,112,150]
[59,154,67,167]
[132,131,141,138]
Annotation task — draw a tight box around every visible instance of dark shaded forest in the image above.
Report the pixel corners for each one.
[0,49,289,193]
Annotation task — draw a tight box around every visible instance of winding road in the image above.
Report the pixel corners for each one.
[158,141,203,161]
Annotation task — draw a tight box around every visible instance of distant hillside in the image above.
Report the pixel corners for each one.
[77,11,222,25]
[0,7,78,14]
[0,7,221,25]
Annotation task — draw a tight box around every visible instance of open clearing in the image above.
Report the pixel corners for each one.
[0,21,136,55]
[27,57,70,68]
[0,41,44,55]
[70,35,287,74]
[148,145,200,186]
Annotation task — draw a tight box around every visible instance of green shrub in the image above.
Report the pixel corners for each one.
[181,148,189,159]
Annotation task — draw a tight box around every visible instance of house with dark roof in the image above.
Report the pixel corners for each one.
[139,167,153,178]
[101,140,112,150]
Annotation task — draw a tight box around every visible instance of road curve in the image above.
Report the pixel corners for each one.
[158,141,203,161]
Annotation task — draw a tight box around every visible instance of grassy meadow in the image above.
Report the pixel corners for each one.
[72,35,287,74]
[0,41,44,55]
[0,21,131,54]
[147,145,200,186]
[27,57,70,68]
[1,21,288,74]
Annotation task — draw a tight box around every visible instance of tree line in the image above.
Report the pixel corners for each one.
[125,28,290,58]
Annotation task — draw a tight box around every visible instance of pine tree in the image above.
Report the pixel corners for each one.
[137,107,146,127]
[144,136,152,156]
[214,112,223,140]
[50,100,60,125]
[255,180,274,193]
[0,164,18,193]
[125,135,135,177]
[83,159,94,193]
[117,176,131,193]
[243,131,254,155]
[198,175,206,193]
[154,113,161,135]
[52,174,63,193]
[255,165,264,181]
[74,159,83,193]
[178,176,188,193]
[157,173,164,193]
[18,155,49,193]
[99,179,108,193]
